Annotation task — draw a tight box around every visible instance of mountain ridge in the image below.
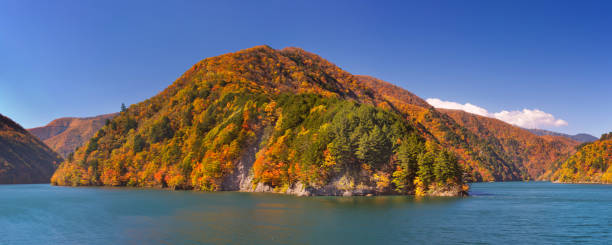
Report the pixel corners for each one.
[526,128,597,143]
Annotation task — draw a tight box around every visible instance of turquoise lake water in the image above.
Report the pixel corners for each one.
[1,182,611,244]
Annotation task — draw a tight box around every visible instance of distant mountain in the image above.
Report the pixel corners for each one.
[527,129,597,143]
[28,113,118,158]
[0,114,62,184]
[552,133,612,183]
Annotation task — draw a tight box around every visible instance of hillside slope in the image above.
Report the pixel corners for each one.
[438,109,579,180]
[552,134,612,183]
[52,46,468,196]
[0,114,62,184]
[354,75,578,181]
[28,113,118,157]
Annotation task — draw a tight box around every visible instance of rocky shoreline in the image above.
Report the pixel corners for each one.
[217,133,469,197]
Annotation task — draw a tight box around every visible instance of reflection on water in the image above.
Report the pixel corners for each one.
[1,182,611,244]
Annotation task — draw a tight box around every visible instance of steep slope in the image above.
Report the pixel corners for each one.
[552,134,612,183]
[28,113,118,158]
[0,114,62,184]
[52,46,467,196]
[437,109,579,180]
[527,129,597,143]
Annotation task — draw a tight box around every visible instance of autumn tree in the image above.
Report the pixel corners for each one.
[433,150,461,184]
[417,151,435,188]
[149,116,173,143]
[392,134,424,193]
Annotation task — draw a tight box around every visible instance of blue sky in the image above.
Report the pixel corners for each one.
[0,0,610,136]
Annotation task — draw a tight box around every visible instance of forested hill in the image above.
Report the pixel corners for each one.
[552,133,612,183]
[0,114,62,184]
[28,113,118,158]
[51,45,468,196]
[50,45,580,195]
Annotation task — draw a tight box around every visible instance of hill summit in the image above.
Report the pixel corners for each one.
[527,129,597,143]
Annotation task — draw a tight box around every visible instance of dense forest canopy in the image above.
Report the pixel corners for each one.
[553,134,612,184]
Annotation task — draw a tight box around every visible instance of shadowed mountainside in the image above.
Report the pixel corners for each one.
[0,114,62,184]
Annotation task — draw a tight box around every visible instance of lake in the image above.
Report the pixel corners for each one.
[1,182,610,244]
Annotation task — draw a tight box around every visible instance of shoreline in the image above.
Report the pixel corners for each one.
[47,183,469,197]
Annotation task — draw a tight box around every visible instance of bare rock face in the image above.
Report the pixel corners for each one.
[427,184,469,197]
[224,143,379,196]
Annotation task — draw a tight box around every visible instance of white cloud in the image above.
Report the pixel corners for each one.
[492,109,568,128]
[425,98,489,117]
[426,98,568,129]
